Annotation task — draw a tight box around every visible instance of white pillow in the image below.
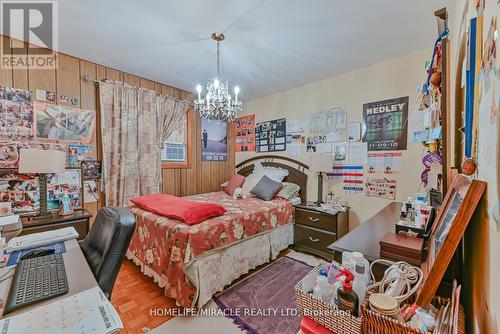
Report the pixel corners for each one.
[252,162,289,183]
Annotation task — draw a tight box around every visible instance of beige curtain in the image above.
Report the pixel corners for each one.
[99,81,189,207]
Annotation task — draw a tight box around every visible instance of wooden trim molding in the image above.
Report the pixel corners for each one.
[162,109,193,169]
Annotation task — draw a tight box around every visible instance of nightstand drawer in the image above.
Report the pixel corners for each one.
[295,208,337,232]
[294,224,337,253]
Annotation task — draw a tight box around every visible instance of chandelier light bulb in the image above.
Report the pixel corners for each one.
[234,86,239,103]
[196,84,202,101]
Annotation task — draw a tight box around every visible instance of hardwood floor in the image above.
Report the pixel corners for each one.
[111,260,179,334]
[112,250,292,333]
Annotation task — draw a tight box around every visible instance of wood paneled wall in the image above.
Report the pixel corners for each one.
[0,35,235,221]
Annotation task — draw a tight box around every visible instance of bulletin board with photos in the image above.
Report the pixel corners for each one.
[255,118,287,153]
[0,84,98,215]
[235,114,255,152]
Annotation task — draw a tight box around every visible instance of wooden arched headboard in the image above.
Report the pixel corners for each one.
[235,155,309,203]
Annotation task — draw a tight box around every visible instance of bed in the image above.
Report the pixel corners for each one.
[126,156,309,308]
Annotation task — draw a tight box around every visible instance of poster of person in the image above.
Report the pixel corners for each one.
[81,160,102,180]
[34,101,96,142]
[0,99,34,141]
[47,168,83,211]
[234,114,255,152]
[0,169,40,215]
[201,119,227,161]
[68,145,93,167]
[365,177,397,200]
[306,135,327,152]
[255,118,286,153]
[362,96,409,151]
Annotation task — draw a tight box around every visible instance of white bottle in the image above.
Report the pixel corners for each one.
[352,263,367,313]
[330,276,345,308]
[351,252,370,285]
[313,270,333,303]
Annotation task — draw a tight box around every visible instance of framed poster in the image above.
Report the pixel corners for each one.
[34,101,96,143]
[201,118,227,161]
[362,96,408,151]
[47,167,84,211]
[235,114,255,152]
[255,118,286,153]
[0,169,39,215]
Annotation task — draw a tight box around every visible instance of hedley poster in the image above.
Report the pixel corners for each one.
[201,118,227,161]
[362,96,408,151]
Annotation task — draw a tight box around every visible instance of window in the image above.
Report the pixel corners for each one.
[162,110,192,168]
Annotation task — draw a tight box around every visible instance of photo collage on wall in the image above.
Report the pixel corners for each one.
[255,118,287,153]
[234,114,255,152]
[0,84,99,215]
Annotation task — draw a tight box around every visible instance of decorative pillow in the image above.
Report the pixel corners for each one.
[278,182,301,199]
[131,194,226,225]
[250,176,283,201]
[240,174,262,198]
[223,174,246,196]
[253,162,289,182]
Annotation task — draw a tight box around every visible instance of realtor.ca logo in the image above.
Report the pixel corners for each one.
[0,0,58,69]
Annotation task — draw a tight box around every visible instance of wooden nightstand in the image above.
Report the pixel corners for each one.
[20,210,92,241]
[293,203,349,261]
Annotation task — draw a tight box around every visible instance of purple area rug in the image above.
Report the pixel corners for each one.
[213,256,312,334]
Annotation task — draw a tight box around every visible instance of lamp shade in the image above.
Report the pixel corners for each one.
[309,154,334,172]
[18,149,66,174]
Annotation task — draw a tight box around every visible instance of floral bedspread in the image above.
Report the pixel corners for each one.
[127,191,294,308]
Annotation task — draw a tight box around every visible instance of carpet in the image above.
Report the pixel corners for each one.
[213,256,312,334]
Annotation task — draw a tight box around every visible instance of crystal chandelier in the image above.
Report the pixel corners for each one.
[194,33,242,122]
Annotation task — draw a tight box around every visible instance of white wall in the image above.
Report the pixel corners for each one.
[237,49,431,227]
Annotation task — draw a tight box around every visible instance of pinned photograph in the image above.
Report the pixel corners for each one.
[34,101,96,142]
[81,160,102,180]
[68,145,93,167]
[36,89,56,103]
[0,99,34,141]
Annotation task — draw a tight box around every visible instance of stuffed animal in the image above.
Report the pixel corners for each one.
[233,187,246,200]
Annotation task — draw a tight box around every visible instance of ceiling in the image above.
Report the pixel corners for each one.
[4,0,455,100]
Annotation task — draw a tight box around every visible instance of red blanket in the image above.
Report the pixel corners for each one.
[131,193,226,225]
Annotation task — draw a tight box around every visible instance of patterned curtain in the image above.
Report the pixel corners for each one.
[99,81,188,207]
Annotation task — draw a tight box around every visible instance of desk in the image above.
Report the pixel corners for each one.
[0,239,98,318]
[327,202,401,263]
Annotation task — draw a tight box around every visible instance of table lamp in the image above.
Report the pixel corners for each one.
[18,149,66,217]
[310,154,334,205]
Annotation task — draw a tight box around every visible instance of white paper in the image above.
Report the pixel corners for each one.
[287,119,306,133]
[84,181,99,203]
[0,287,123,334]
[461,58,467,88]
[348,142,368,165]
[333,142,348,161]
[316,143,332,154]
[286,143,301,158]
[347,122,361,141]
[325,132,345,143]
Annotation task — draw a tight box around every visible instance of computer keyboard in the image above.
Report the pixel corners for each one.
[4,253,69,315]
[7,227,79,252]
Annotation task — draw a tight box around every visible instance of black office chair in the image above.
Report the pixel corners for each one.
[80,207,136,299]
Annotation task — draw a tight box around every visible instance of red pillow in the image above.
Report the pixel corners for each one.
[223,174,246,196]
[130,194,226,225]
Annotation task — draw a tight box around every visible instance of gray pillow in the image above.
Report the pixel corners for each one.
[250,175,283,201]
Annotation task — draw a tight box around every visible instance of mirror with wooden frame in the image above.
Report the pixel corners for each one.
[416,174,486,306]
